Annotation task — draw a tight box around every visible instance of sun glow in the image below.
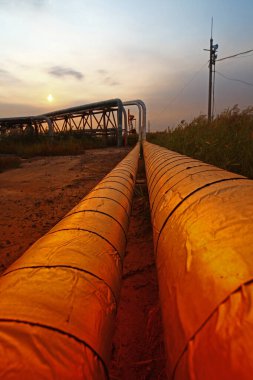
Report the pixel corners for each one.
[47,94,54,102]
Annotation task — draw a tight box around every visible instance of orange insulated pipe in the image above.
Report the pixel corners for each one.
[0,143,140,380]
[143,141,253,380]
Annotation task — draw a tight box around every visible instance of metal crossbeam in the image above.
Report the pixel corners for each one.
[0,98,146,145]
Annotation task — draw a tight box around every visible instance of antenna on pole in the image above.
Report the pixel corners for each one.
[204,17,218,122]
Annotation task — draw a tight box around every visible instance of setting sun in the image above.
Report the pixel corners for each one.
[47,94,54,102]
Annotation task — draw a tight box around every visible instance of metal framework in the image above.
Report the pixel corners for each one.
[0,98,146,146]
[0,116,53,136]
[123,100,146,141]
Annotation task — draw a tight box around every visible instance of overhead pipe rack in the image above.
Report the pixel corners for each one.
[143,141,253,379]
[0,115,54,136]
[41,98,126,147]
[123,100,147,141]
[0,143,140,379]
[0,99,126,146]
[0,98,147,146]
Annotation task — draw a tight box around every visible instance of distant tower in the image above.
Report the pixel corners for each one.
[128,109,136,133]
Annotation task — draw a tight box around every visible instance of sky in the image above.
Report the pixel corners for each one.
[0,0,253,130]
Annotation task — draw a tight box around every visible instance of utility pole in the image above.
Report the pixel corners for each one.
[204,18,218,122]
[208,33,213,122]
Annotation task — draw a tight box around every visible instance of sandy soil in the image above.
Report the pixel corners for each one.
[109,159,166,379]
[0,148,130,272]
[0,148,166,379]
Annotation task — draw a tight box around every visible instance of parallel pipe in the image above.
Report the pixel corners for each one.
[0,143,140,379]
[35,115,54,136]
[123,101,142,141]
[123,100,146,141]
[0,99,125,145]
[143,141,253,379]
[0,116,53,135]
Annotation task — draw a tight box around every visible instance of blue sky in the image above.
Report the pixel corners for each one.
[0,0,252,129]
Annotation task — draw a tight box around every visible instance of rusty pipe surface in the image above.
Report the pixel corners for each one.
[143,141,253,380]
[0,143,140,379]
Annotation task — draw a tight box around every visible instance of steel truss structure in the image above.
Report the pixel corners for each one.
[0,98,146,146]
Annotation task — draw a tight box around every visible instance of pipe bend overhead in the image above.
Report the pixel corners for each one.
[0,143,140,379]
[143,141,253,380]
[123,99,146,141]
[0,98,125,146]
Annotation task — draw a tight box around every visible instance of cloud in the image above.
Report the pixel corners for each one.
[0,0,48,8]
[48,66,84,80]
[97,69,120,86]
[104,76,120,86]
[97,69,108,75]
[0,69,9,76]
[0,69,21,84]
[0,102,46,118]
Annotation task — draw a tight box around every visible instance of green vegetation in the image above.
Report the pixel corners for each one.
[0,133,117,158]
[148,106,253,178]
[0,156,21,172]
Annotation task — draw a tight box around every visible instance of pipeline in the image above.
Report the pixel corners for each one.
[0,143,140,379]
[123,100,147,141]
[41,98,125,147]
[143,141,253,380]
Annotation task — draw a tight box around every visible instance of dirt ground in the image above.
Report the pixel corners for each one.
[0,147,166,379]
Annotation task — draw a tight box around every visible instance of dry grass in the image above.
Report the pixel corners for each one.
[0,156,21,172]
[0,133,116,158]
[148,106,253,178]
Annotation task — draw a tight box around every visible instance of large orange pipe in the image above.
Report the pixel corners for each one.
[143,141,253,380]
[0,143,139,379]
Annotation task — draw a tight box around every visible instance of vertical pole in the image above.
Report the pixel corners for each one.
[122,108,128,146]
[208,37,213,122]
[103,111,107,145]
[117,105,123,147]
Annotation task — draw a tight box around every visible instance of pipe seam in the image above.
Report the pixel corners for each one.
[152,167,230,217]
[110,167,135,176]
[2,265,118,310]
[145,152,180,172]
[150,162,211,207]
[89,186,131,203]
[46,228,122,265]
[61,209,128,241]
[155,177,249,254]
[149,157,200,191]
[150,164,214,211]
[98,180,132,194]
[100,174,134,185]
[0,319,109,380]
[76,196,130,218]
[171,277,253,379]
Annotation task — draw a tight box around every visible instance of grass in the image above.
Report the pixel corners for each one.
[0,133,117,158]
[0,156,21,172]
[147,105,253,178]
[127,133,139,146]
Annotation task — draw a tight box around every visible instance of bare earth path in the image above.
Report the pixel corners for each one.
[0,148,166,379]
[0,147,129,272]
[109,158,166,379]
